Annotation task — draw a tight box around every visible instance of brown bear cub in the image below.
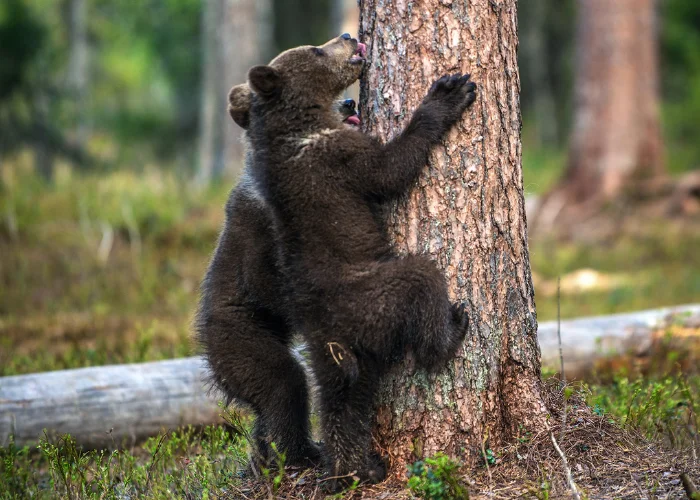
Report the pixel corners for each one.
[198,33,476,490]
[196,93,361,470]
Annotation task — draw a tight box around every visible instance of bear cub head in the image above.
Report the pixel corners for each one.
[247,34,366,109]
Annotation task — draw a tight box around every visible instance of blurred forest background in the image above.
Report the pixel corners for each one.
[0,0,698,375]
[1,1,699,497]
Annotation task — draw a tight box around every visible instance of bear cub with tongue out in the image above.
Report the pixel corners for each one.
[200,33,477,489]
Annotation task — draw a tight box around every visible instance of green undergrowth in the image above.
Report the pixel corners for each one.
[531,228,700,321]
[585,373,700,449]
[2,167,698,376]
[1,425,246,499]
[2,374,697,499]
[407,453,469,500]
[1,166,699,497]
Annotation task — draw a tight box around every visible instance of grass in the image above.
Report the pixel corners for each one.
[1,165,699,498]
[1,164,697,376]
[531,227,700,320]
[1,424,247,499]
[1,162,229,376]
[586,374,700,449]
[1,376,697,499]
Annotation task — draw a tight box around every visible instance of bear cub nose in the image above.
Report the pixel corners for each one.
[340,33,352,40]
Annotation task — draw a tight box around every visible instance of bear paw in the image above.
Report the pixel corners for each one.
[426,73,477,110]
[326,341,360,385]
[420,73,477,138]
[321,452,388,493]
[450,301,470,340]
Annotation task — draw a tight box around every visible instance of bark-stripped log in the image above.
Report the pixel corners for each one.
[2,305,697,449]
[0,358,221,449]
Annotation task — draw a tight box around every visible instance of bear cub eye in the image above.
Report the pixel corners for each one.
[311,47,325,57]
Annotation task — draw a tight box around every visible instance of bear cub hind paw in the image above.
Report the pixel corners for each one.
[321,452,388,493]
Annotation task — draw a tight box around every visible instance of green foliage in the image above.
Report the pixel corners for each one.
[0,0,45,100]
[87,0,202,160]
[483,448,497,466]
[260,442,287,495]
[586,374,700,448]
[0,425,247,499]
[0,0,203,169]
[661,0,700,173]
[407,453,469,500]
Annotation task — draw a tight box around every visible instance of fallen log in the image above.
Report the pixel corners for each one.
[0,357,222,449]
[1,304,698,448]
[537,304,700,377]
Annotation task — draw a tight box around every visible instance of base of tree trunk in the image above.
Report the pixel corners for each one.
[234,379,698,499]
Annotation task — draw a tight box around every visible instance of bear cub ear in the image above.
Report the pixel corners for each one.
[228,84,252,129]
[248,65,282,98]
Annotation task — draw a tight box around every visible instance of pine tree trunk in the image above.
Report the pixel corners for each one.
[65,0,89,148]
[536,0,664,228]
[520,0,558,147]
[197,0,271,184]
[197,0,221,185]
[359,0,548,476]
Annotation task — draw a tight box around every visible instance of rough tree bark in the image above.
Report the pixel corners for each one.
[197,0,272,184]
[535,0,664,228]
[359,0,548,476]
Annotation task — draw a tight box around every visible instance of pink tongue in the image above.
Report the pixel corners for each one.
[345,115,361,126]
[356,43,367,58]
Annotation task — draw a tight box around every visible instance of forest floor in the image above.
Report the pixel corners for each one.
[1,167,699,498]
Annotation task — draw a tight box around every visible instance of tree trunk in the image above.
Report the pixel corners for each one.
[536,0,664,228]
[359,0,548,476]
[64,0,89,149]
[520,0,558,147]
[197,0,271,184]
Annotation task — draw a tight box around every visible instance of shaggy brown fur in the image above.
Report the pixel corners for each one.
[197,93,360,469]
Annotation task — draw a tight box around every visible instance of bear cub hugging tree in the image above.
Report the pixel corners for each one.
[197,93,363,469]
[197,33,476,490]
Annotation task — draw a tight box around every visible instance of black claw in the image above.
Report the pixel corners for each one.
[451,301,468,327]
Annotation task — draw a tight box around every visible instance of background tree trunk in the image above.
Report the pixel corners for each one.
[197,0,272,184]
[536,0,664,228]
[273,0,331,50]
[359,0,548,476]
[331,0,359,39]
[64,0,89,149]
[519,0,558,147]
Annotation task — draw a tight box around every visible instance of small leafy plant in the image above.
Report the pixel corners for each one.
[407,452,469,500]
